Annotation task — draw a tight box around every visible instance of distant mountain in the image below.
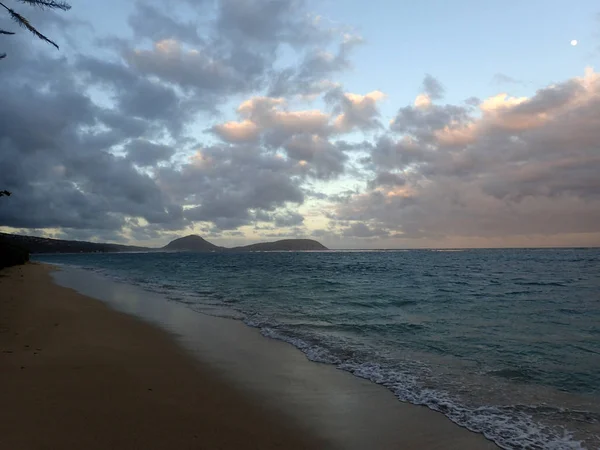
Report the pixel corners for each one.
[162,235,222,252]
[0,232,328,254]
[163,236,327,252]
[0,232,150,254]
[233,239,328,252]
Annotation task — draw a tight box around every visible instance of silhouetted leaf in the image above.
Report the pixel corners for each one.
[17,0,71,11]
[4,5,59,49]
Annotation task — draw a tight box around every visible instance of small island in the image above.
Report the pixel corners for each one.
[231,239,328,252]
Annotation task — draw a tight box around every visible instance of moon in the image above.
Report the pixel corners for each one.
[570,39,578,46]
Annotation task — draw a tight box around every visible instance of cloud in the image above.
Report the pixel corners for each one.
[268,32,363,97]
[211,120,261,143]
[125,39,255,99]
[209,96,350,180]
[492,73,523,85]
[422,74,445,100]
[391,92,471,141]
[157,144,305,230]
[284,134,348,179]
[215,0,328,48]
[76,56,194,137]
[2,2,599,248]
[273,211,304,227]
[126,139,176,166]
[218,96,331,147]
[128,3,205,45]
[125,0,354,105]
[342,222,389,238]
[0,0,362,242]
[327,89,385,133]
[332,68,600,245]
[367,172,406,189]
[368,135,430,169]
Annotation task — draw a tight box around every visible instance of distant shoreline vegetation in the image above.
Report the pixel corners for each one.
[0,232,328,254]
[0,235,29,269]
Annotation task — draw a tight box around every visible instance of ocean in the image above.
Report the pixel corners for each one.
[35,249,600,450]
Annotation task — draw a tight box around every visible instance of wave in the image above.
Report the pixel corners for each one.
[252,325,588,450]
[487,368,538,382]
[514,281,567,287]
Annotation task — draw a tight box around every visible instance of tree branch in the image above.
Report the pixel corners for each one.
[16,0,71,11]
[0,1,59,49]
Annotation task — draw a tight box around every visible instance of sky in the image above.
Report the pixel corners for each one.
[1,0,599,249]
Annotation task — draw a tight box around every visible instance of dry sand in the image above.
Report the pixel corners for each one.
[0,263,329,449]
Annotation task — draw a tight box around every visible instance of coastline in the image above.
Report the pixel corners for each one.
[1,263,498,449]
[0,263,327,449]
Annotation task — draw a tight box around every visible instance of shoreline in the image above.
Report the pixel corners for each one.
[0,263,328,449]
[1,263,498,449]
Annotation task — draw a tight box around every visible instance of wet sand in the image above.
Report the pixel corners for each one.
[0,263,498,449]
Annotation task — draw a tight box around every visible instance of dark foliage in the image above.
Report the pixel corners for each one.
[0,237,29,269]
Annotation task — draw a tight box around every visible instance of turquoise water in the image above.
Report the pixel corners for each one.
[36,249,600,449]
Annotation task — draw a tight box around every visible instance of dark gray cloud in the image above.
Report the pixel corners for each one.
[325,88,384,132]
[216,0,327,48]
[273,211,304,227]
[422,74,445,100]
[492,73,522,85]
[124,40,259,101]
[268,34,363,97]
[125,0,350,104]
[0,0,362,241]
[76,56,195,137]
[284,134,348,180]
[341,222,389,238]
[390,103,470,139]
[156,144,305,230]
[209,96,350,180]
[368,136,429,169]
[367,172,406,189]
[508,80,583,116]
[334,140,374,152]
[126,139,176,166]
[0,29,182,234]
[128,2,205,45]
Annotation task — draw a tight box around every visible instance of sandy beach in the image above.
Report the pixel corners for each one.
[0,263,498,449]
[0,263,328,449]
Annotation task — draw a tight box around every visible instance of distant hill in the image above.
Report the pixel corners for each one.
[0,232,150,254]
[0,232,328,254]
[163,236,327,252]
[233,239,328,252]
[162,235,222,252]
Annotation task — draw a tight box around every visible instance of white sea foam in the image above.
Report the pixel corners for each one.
[250,322,589,450]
